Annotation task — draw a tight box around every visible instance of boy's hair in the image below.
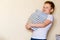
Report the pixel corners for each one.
[44,1,55,14]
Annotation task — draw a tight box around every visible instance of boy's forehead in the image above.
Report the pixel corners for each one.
[43,4,51,9]
[43,3,51,7]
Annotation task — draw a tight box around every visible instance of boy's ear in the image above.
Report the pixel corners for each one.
[51,9,54,12]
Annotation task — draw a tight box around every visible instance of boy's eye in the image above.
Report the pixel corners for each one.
[43,7,48,8]
[43,6,49,9]
[43,6,45,8]
[46,7,49,9]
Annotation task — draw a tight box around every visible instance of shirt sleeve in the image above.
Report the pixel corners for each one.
[47,15,54,22]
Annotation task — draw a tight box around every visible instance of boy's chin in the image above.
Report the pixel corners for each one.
[43,11,48,14]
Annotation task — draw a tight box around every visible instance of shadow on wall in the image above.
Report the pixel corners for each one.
[0,37,6,40]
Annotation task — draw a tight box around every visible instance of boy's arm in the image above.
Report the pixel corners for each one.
[29,19,52,28]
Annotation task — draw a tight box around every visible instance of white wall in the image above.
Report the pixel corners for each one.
[0,0,60,40]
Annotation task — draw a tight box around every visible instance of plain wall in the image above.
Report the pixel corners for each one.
[0,0,60,40]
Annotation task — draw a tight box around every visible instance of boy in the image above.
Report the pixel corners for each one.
[25,1,55,40]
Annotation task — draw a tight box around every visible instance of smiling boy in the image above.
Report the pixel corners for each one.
[25,1,55,40]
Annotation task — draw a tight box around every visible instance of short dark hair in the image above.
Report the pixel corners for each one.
[44,1,55,14]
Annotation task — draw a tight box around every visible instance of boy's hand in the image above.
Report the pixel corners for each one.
[25,23,31,30]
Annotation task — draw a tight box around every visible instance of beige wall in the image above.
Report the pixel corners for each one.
[0,0,60,40]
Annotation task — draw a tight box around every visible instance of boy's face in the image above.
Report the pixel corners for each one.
[42,3,53,14]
